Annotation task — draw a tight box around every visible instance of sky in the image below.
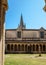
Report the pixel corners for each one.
[5,0,46,29]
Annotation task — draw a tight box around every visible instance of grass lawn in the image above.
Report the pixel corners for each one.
[5,54,46,65]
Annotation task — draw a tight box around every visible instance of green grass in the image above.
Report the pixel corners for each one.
[5,54,46,65]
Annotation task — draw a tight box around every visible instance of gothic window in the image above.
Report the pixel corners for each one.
[17,31,21,38]
[40,31,44,38]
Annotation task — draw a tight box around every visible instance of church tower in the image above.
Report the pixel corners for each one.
[0,0,8,65]
[18,14,26,29]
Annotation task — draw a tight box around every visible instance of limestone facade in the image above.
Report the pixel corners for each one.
[5,15,46,54]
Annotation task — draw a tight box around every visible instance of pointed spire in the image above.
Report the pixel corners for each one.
[18,14,26,29]
[20,14,24,27]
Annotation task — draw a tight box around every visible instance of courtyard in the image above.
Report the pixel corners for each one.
[5,54,46,65]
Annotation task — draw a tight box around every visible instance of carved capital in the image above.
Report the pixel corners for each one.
[2,0,8,10]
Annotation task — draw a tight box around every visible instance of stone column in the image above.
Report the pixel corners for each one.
[32,45,33,52]
[42,45,43,53]
[35,44,36,53]
[10,44,11,52]
[13,44,14,52]
[39,45,41,56]
[24,45,25,52]
[0,0,8,65]
[31,45,33,53]
[45,44,46,53]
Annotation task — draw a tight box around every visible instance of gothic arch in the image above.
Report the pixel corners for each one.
[33,45,35,51]
[14,44,17,51]
[25,44,27,51]
[40,44,42,51]
[36,45,39,51]
[11,44,13,51]
[18,44,21,51]
[7,44,10,51]
[43,45,45,51]
[21,44,24,51]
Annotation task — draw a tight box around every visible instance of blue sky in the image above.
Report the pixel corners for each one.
[5,0,46,29]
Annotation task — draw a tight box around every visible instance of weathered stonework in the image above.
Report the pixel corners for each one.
[5,15,46,54]
[0,0,8,65]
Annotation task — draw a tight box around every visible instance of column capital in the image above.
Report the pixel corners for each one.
[2,0,8,10]
[43,0,46,12]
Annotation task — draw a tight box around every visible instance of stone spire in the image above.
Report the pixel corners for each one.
[18,14,26,29]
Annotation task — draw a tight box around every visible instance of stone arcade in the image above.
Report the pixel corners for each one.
[5,15,46,54]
